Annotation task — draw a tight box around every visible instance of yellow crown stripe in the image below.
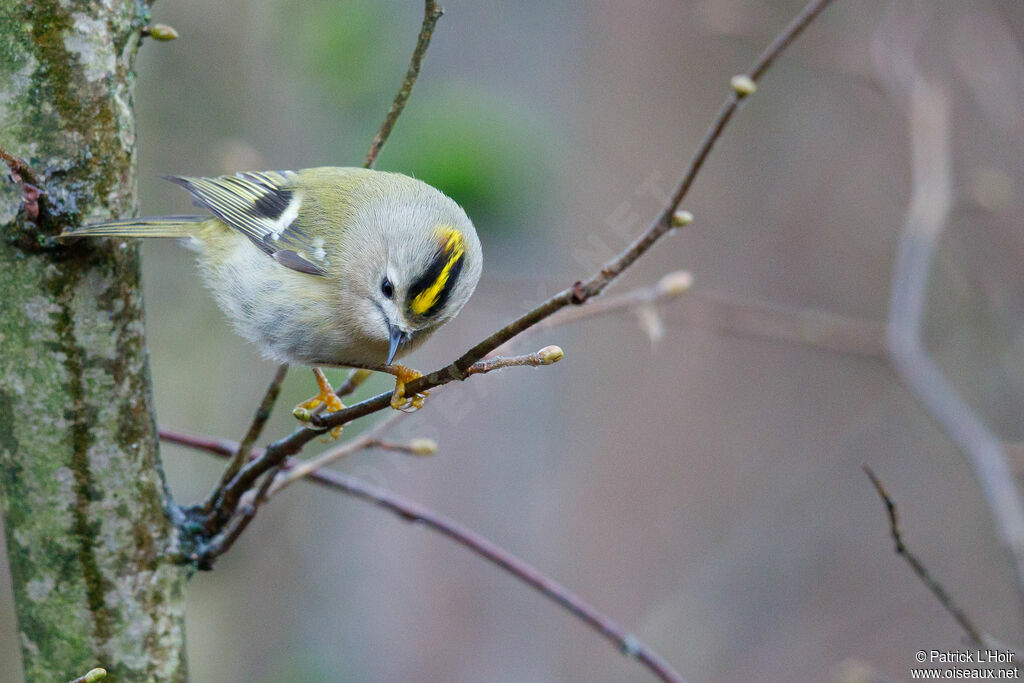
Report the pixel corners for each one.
[411,227,465,315]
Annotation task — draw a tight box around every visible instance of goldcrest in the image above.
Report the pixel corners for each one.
[63,167,483,419]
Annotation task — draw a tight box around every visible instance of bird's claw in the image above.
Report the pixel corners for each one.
[388,366,429,412]
[294,368,345,438]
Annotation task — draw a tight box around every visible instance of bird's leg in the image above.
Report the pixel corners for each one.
[293,367,345,438]
[383,365,429,412]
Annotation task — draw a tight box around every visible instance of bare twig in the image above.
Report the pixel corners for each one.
[160,428,237,457]
[209,347,565,526]
[165,428,686,683]
[202,363,288,516]
[490,271,693,355]
[497,272,884,359]
[466,345,564,376]
[862,465,983,645]
[675,289,885,358]
[427,0,837,383]
[363,0,444,168]
[209,0,837,519]
[270,411,404,493]
[198,463,283,567]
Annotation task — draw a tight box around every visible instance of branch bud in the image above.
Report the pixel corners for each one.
[84,669,107,683]
[537,345,564,365]
[670,210,693,227]
[143,24,179,41]
[407,438,438,456]
[657,270,693,296]
[730,75,757,96]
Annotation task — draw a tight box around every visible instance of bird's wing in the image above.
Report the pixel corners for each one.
[166,170,327,276]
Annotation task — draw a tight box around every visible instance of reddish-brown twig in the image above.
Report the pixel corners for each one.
[162,426,685,683]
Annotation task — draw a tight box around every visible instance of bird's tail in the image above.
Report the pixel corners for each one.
[60,215,206,239]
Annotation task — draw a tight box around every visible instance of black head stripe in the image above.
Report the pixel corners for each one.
[407,248,465,318]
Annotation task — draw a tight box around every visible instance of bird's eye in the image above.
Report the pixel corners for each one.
[381,277,394,299]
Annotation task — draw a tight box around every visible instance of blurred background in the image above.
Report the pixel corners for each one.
[6,0,1024,680]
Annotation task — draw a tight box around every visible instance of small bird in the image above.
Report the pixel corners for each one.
[62,167,482,431]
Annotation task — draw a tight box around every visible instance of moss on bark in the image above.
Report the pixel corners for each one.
[0,2,188,680]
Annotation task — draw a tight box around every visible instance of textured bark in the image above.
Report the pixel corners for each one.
[0,2,188,681]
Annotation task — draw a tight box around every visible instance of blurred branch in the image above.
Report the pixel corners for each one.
[492,271,694,354]
[163,427,686,683]
[161,428,238,457]
[877,22,1024,603]
[674,289,885,358]
[863,465,983,645]
[480,273,883,357]
[363,0,445,168]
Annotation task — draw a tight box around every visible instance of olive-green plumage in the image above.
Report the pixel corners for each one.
[63,167,483,371]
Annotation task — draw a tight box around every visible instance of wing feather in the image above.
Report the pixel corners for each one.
[165,170,327,276]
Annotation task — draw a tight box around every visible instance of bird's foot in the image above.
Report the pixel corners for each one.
[385,365,429,412]
[293,367,345,438]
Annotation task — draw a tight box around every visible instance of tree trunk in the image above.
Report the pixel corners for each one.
[0,2,188,680]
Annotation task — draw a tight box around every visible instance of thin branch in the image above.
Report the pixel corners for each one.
[862,465,983,645]
[363,0,444,168]
[165,429,686,683]
[270,411,404,493]
[208,347,565,527]
[674,289,885,358]
[490,271,693,355]
[333,0,837,414]
[428,0,837,385]
[160,428,237,458]
[466,345,564,376]
[198,463,282,568]
[202,363,288,516]
[210,0,837,513]
[493,272,884,359]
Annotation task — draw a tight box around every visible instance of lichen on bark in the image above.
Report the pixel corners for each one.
[0,2,188,681]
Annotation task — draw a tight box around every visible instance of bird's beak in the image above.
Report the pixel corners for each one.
[387,324,408,366]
